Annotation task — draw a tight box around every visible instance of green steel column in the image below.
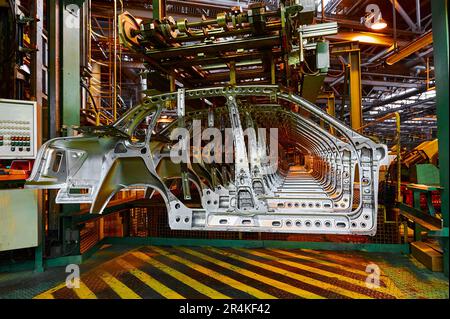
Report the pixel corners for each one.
[0,3,16,98]
[48,0,60,138]
[31,0,45,273]
[413,191,423,241]
[35,197,45,272]
[61,0,83,135]
[60,1,84,252]
[152,0,166,20]
[431,0,449,277]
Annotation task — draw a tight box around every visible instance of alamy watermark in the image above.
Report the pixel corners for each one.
[365,263,381,289]
[65,264,80,289]
[64,4,80,29]
[168,120,279,174]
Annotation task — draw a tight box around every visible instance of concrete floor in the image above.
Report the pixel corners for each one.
[0,244,448,299]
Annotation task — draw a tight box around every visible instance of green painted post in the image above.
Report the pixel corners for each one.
[34,202,45,273]
[61,0,84,135]
[152,0,166,20]
[60,0,84,254]
[431,0,449,277]
[412,191,422,241]
[48,0,59,139]
[152,0,160,19]
[413,191,421,208]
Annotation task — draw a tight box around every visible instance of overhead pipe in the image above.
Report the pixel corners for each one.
[385,30,433,65]
[346,0,365,15]
[361,84,428,113]
[389,0,418,32]
[392,0,397,48]
[371,96,435,118]
[362,43,396,66]
[416,0,421,31]
[342,86,429,117]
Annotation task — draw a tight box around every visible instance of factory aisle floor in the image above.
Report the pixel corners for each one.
[1,244,447,299]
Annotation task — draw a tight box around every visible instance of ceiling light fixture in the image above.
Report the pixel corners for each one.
[362,4,387,30]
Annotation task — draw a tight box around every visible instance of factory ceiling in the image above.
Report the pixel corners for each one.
[89,0,436,148]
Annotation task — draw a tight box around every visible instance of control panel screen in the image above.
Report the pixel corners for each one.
[0,99,38,159]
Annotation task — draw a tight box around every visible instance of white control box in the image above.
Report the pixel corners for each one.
[0,99,38,159]
[0,189,38,252]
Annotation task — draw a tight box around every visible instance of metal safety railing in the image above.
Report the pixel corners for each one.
[87,9,124,126]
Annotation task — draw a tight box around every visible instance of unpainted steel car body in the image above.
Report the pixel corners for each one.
[26,85,388,235]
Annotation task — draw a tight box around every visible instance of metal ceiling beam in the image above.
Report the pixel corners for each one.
[322,16,420,36]
[345,0,367,15]
[190,69,269,83]
[326,31,398,47]
[355,72,424,80]
[386,30,433,65]
[416,0,421,31]
[325,77,423,88]
[360,80,423,88]
[371,97,435,117]
[389,0,418,31]
[121,61,146,69]
[145,35,279,59]
[362,80,420,88]
[325,0,342,14]
[361,85,428,113]
[161,51,280,68]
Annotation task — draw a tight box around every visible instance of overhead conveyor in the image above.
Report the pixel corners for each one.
[26,85,388,236]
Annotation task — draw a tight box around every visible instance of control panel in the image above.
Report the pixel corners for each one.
[0,99,38,159]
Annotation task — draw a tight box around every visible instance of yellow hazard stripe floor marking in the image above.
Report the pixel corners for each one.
[260,248,394,297]
[303,249,376,270]
[99,271,142,299]
[271,248,400,290]
[211,247,368,299]
[33,282,67,299]
[132,251,230,299]
[34,280,97,299]
[150,246,276,299]
[73,281,97,299]
[269,248,371,277]
[114,258,185,299]
[34,293,55,299]
[299,249,405,298]
[179,247,324,299]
